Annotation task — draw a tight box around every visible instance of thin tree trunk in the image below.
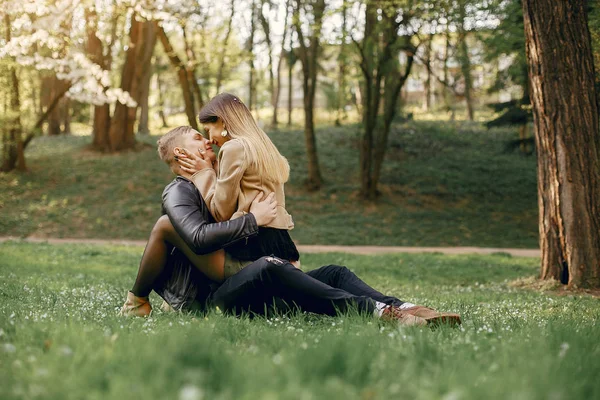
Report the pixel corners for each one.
[259,0,276,126]
[248,0,256,111]
[182,26,204,110]
[1,14,25,172]
[523,0,600,288]
[216,0,235,94]
[156,23,198,130]
[424,34,433,111]
[137,23,157,135]
[335,0,348,126]
[156,69,168,128]
[47,75,63,136]
[86,8,112,151]
[274,0,291,129]
[287,54,294,126]
[459,36,475,121]
[62,98,71,134]
[458,4,474,121]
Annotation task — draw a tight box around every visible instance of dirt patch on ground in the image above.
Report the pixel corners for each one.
[509,276,600,298]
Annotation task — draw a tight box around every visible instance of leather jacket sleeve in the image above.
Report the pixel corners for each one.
[162,177,259,255]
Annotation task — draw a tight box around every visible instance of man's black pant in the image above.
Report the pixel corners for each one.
[210,256,405,317]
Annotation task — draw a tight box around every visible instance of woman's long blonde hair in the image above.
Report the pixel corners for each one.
[198,93,290,184]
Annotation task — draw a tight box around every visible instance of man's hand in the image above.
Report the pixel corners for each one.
[176,148,212,175]
[249,192,277,226]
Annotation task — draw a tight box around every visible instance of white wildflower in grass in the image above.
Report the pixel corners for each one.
[272,353,284,365]
[558,342,570,358]
[178,384,204,400]
[59,346,73,357]
[2,343,16,353]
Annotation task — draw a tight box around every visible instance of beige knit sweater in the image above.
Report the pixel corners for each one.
[191,139,294,230]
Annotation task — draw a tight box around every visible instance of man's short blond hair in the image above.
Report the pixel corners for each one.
[157,126,195,164]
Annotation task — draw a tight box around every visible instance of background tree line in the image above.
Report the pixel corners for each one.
[1,0,600,288]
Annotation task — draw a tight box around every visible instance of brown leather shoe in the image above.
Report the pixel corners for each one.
[402,305,461,327]
[119,291,152,317]
[381,306,427,326]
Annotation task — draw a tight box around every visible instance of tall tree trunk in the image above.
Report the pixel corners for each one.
[259,0,276,127]
[523,0,600,288]
[156,23,198,130]
[358,0,380,199]
[155,68,169,128]
[182,26,204,111]
[47,76,63,135]
[86,8,112,151]
[62,98,71,134]
[274,0,291,129]
[458,4,474,121]
[335,0,348,126]
[108,15,144,151]
[1,15,24,171]
[287,53,294,127]
[216,0,236,94]
[137,23,157,135]
[1,15,25,172]
[248,1,256,111]
[459,36,474,121]
[424,34,433,111]
[294,0,325,190]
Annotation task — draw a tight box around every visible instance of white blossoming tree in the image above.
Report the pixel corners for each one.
[0,0,157,169]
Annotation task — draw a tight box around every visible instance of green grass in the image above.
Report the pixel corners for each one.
[0,119,538,247]
[1,241,599,399]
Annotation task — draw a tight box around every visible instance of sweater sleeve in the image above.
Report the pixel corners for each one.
[190,168,217,199]
[201,139,247,222]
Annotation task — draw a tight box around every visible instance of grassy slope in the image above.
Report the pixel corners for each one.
[1,242,599,399]
[0,120,538,247]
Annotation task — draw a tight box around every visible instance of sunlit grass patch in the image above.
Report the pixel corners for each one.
[1,242,599,399]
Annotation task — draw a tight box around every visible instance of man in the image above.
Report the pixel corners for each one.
[120,126,461,327]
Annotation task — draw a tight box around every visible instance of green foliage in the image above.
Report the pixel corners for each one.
[0,120,538,247]
[1,242,600,399]
[483,0,528,95]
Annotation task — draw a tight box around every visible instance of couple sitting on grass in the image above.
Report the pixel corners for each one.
[120,93,461,327]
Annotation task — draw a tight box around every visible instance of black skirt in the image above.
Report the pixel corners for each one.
[225,227,300,262]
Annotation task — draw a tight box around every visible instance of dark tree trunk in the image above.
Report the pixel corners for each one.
[457,2,474,121]
[459,36,475,121]
[294,0,325,190]
[356,0,415,200]
[86,8,112,151]
[182,26,204,111]
[424,34,433,111]
[108,15,143,151]
[335,0,348,127]
[523,0,600,288]
[1,14,25,172]
[62,98,71,134]
[137,22,157,135]
[156,23,198,130]
[47,76,63,135]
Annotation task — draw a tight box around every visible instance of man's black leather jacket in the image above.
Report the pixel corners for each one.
[161,176,259,254]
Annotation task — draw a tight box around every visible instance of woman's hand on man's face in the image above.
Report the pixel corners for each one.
[176,148,213,175]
